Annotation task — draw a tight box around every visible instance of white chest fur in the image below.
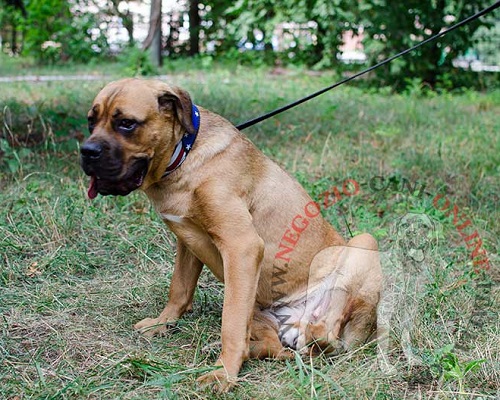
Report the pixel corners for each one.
[160,213,184,224]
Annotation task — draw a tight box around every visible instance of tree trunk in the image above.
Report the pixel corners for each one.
[188,0,200,56]
[11,20,18,54]
[123,12,135,47]
[313,23,327,64]
[423,42,443,87]
[142,0,162,66]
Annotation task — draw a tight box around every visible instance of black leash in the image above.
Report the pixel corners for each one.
[236,1,500,131]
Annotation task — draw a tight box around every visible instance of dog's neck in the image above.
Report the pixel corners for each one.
[162,104,201,177]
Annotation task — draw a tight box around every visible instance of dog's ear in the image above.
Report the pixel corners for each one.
[158,86,196,134]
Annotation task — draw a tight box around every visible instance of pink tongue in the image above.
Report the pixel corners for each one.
[87,176,98,200]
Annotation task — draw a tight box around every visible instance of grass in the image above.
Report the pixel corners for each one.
[0,53,124,77]
[1,61,499,398]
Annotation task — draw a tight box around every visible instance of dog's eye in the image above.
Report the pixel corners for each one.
[117,119,138,134]
[87,116,96,133]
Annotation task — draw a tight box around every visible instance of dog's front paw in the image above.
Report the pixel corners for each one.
[197,369,236,393]
[134,317,174,337]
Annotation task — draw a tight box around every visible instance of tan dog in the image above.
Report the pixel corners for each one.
[80,78,382,392]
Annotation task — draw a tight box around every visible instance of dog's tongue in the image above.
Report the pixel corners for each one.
[87,176,98,200]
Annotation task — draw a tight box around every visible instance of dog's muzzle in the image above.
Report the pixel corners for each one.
[80,140,149,199]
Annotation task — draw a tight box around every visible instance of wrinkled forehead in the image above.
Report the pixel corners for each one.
[90,79,169,118]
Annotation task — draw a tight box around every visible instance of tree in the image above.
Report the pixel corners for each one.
[23,0,72,62]
[360,0,496,88]
[299,0,358,67]
[223,0,281,54]
[202,0,243,54]
[207,0,355,66]
[106,0,136,47]
[143,0,162,66]
[0,0,27,54]
[189,0,201,55]
[21,0,109,63]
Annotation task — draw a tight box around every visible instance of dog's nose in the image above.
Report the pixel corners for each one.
[81,142,103,160]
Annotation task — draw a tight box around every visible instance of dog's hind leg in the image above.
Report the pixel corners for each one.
[249,310,294,360]
[338,233,381,350]
[300,233,381,353]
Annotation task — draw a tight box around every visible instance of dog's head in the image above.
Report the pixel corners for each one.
[80,78,196,199]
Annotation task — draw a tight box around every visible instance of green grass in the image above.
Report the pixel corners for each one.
[0,53,124,77]
[1,63,499,398]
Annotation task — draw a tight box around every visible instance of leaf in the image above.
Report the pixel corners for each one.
[7,159,20,173]
[463,359,485,375]
[0,139,11,152]
[18,148,32,158]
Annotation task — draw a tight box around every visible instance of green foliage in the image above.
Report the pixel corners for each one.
[23,0,70,63]
[474,19,500,66]
[431,345,486,392]
[2,0,498,91]
[0,139,32,173]
[360,0,497,89]
[22,0,108,64]
[0,95,84,150]
[211,0,357,68]
[224,0,279,48]
[202,0,499,90]
[299,0,357,68]
[285,352,345,397]
[118,46,158,76]
[0,1,26,54]
[57,11,109,63]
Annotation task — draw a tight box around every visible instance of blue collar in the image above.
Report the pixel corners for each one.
[163,104,200,177]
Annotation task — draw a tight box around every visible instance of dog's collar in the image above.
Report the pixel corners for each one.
[162,104,200,177]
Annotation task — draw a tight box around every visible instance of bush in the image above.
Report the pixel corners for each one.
[23,0,109,64]
[118,47,158,76]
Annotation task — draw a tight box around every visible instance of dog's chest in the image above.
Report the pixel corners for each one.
[160,213,184,224]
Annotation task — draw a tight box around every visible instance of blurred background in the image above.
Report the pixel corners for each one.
[1,0,499,89]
